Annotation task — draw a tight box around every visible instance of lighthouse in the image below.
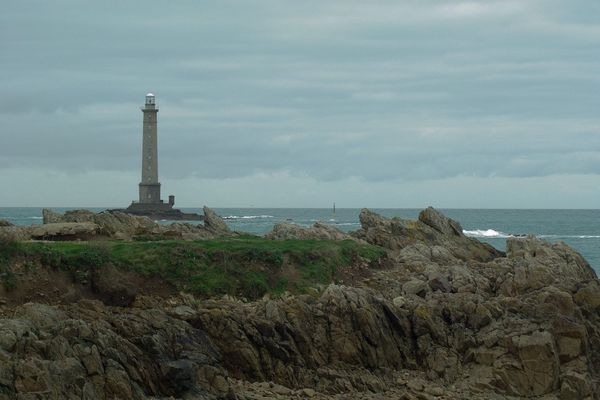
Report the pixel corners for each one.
[120,93,202,220]
[138,93,161,203]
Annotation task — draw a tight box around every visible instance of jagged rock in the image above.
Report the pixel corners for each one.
[40,209,157,239]
[266,221,351,241]
[203,206,232,236]
[352,208,503,262]
[194,284,414,393]
[506,331,560,396]
[2,207,600,399]
[418,207,463,236]
[34,208,233,241]
[42,208,64,224]
[29,222,99,240]
[0,301,228,399]
[0,226,31,241]
[506,236,596,289]
[0,219,14,227]
[163,222,214,240]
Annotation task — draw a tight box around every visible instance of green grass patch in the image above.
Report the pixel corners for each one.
[0,237,386,299]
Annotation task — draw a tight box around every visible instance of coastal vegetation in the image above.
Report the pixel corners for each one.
[0,237,386,298]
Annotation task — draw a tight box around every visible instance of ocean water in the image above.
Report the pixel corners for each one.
[2,207,599,273]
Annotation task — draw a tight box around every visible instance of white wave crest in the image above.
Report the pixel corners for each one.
[463,229,513,238]
[222,215,274,220]
[540,234,600,239]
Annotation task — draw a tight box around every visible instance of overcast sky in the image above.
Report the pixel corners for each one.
[1,1,599,208]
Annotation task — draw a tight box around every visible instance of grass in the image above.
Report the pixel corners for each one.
[0,237,386,299]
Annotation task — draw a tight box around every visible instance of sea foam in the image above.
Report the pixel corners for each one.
[463,229,513,238]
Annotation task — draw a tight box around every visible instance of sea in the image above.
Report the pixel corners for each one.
[2,207,599,274]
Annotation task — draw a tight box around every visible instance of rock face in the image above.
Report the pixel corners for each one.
[42,208,62,224]
[26,207,234,241]
[2,207,600,399]
[0,301,231,399]
[352,207,503,263]
[266,221,352,241]
[29,222,100,241]
[0,226,30,242]
[203,206,233,236]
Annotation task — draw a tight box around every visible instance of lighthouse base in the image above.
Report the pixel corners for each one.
[116,202,203,221]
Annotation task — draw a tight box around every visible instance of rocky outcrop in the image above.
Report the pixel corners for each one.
[2,207,600,399]
[266,221,352,241]
[191,233,598,398]
[352,207,503,263]
[419,206,463,236]
[203,206,233,236]
[31,207,234,241]
[42,209,159,239]
[42,208,62,224]
[0,301,231,399]
[0,226,30,242]
[0,219,14,227]
[29,222,99,241]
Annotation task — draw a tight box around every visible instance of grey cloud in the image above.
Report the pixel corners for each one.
[1,0,599,206]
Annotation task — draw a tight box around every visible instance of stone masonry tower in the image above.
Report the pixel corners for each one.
[120,93,201,220]
[139,93,161,203]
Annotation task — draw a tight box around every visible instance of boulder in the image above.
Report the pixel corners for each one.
[352,208,503,262]
[202,206,232,236]
[28,222,99,240]
[418,207,463,236]
[0,226,31,241]
[42,208,63,224]
[504,236,597,298]
[41,209,159,239]
[34,208,236,241]
[0,219,14,227]
[506,331,559,396]
[266,221,351,241]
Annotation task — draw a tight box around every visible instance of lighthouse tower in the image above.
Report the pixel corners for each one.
[120,93,202,220]
[138,93,161,203]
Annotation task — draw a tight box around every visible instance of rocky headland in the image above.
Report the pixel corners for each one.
[0,207,599,399]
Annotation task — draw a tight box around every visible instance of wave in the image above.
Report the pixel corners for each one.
[539,235,600,239]
[222,215,274,220]
[463,229,514,239]
[465,231,600,240]
[2,216,42,220]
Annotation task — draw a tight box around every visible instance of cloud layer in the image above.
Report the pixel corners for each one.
[1,1,599,207]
